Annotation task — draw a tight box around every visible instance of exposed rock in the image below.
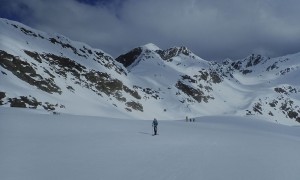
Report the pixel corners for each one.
[116,47,143,67]
[0,50,62,94]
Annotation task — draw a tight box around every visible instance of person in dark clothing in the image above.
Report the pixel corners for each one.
[152,118,158,135]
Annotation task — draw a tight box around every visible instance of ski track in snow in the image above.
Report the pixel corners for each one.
[1,108,300,180]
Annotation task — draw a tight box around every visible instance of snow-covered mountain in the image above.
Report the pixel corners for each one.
[1,18,300,125]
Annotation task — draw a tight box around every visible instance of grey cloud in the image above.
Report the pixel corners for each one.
[1,0,300,60]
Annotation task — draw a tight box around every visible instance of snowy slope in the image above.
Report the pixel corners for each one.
[217,54,300,125]
[116,42,300,125]
[1,108,300,180]
[0,18,141,119]
[1,17,300,125]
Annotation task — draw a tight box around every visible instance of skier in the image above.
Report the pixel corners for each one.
[152,118,158,135]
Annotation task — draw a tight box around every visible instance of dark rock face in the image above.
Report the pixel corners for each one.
[8,96,41,108]
[125,101,143,112]
[4,95,65,111]
[175,81,214,103]
[156,47,191,61]
[0,92,6,105]
[0,50,62,94]
[193,70,222,84]
[246,54,264,67]
[84,70,141,102]
[116,47,143,67]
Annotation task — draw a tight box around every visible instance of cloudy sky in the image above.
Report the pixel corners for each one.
[1,0,300,60]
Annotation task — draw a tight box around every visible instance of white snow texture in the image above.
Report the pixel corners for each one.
[1,108,300,180]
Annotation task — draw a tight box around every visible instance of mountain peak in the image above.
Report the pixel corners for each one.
[142,43,161,51]
[115,47,143,68]
[155,46,194,61]
[115,43,160,68]
[242,53,270,68]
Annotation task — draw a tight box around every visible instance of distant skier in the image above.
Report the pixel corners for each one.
[152,118,158,135]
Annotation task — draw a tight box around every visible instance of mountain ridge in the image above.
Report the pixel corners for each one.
[1,18,300,125]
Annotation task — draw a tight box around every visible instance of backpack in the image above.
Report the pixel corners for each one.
[153,119,158,126]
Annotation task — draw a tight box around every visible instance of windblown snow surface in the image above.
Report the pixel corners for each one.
[1,108,300,180]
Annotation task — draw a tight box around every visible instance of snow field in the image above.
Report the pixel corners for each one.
[1,108,300,180]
